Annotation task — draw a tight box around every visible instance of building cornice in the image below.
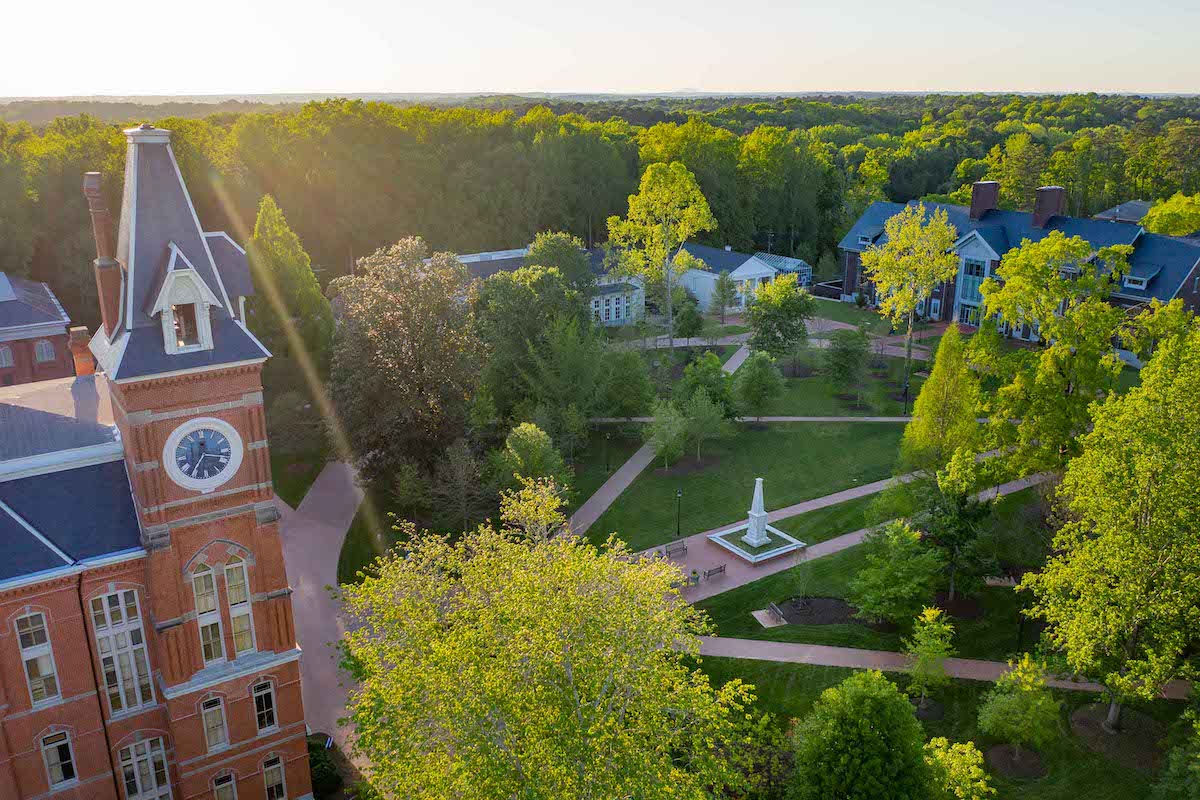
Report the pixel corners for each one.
[160,648,302,700]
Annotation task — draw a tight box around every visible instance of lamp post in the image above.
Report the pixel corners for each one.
[675,487,683,539]
[604,432,611,473]
[902,380,911,415]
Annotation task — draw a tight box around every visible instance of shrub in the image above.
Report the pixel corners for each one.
[924,738,995,800]
[847,522,945,624]
[788,670,929,800]
[976,654,1061,756]
[307,737,342,798]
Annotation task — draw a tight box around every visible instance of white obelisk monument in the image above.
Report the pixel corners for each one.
[742,477,770,547]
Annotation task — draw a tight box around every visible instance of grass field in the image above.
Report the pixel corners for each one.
[699,656,1178,800]
[767,353,927,416]
[270,447,329,509]
[770,493,880,545]
[566,428,643,515]
[695,487,1051,661]
[809,298,893,335]
[589,422,904,551]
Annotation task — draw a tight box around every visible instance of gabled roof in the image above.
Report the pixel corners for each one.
[840,200,1197,303]
[1094,200,1153,224]
[754,252,813,274]
[0,272,70,330]
[679,242,755,272]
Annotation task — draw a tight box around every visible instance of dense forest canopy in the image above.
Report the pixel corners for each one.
[1,92,1198,330]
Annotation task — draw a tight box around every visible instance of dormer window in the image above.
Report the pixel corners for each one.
[150,243,223,355]
[173,303,200,348]
[857,235,872,246]
[1123,275,1148,291]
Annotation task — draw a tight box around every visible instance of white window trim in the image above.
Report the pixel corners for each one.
[92,589,155,715]
[34,339,56,363]
[16,612,60,707]
[193,566,226,666]
[0,344,12,368]
[118,737,171,800]
[41,731,77,788]
[213,772,238,800]
[252,681,278,733]
[263,756,286,800]
[225,558,256,657]
[201,697,230,753]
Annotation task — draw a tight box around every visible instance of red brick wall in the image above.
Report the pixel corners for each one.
[0,333,74,387]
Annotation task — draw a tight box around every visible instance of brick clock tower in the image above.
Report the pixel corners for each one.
[76,124,312,800]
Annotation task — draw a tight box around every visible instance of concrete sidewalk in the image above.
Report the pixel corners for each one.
[277,460,364,745]
[698,637,1192,699]
[570,343,751,537]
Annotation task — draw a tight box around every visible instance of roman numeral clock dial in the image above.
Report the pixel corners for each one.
[162,418,244,493]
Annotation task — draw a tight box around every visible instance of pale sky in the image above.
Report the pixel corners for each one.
[4,0,1199,97]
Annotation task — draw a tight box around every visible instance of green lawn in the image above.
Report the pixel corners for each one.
[567,428,643,515]
[767,354,927,416]
[696,488,1049,661]
[589,422,905,550]
[270,448,330,509]
[336,497,402,586]
[714,323,750,337]
[771,493,879,546]
[700,657,1176,800]
[809,298,892,335]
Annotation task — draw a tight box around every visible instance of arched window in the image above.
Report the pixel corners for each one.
[0,345,12,368]
[34,339,55,363]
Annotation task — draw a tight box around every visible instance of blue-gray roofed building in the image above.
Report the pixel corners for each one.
[0,272,76,386]
[838,182,1200,337]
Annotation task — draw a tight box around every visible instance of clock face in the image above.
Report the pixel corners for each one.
[163,418,244,492]
[174,428,233,481]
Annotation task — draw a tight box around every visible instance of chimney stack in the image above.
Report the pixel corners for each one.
[1032,186,1066,229]
[82,172,122,337]
[68,326,95,376]
[969,181,1000,220]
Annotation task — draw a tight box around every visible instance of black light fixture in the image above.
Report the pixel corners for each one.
[675,487,683,540]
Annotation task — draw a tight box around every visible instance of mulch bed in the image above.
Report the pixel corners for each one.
[779,597,896,632]
[934,591,984,619]
[781,362,817,378]
[1070,703,1168,771]
[911,697,944,721]
[655,455,722,477]
[985,744,1048,779]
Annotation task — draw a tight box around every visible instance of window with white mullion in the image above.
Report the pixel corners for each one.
[16,613,60,705]
[92,589,154,714]
[225,556,256,656]
[201,697,229,751]
[41,732,76,786]
[263,756,286,800]
[119,737,171,800]
[193,565,224,664]
[253,681,277,731]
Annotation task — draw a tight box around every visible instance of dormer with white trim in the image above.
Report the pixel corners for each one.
[149,243,223,354]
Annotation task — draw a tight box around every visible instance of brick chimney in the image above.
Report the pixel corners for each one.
[82,172,123,338]
[969,181,1000,220]
[68,326,95,376]
[1032,186,1066,229]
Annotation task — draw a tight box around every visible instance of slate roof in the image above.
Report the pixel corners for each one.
[118,133,233,330]
[116,317,269,381]
[680,242,755,272]
[595,282,638,296]
[1094,200,1153,224]
[204,232,255,300]
[0,272,70,330]
[839,201,1200,303]
[0,374,116,463]
[0,460,141,585]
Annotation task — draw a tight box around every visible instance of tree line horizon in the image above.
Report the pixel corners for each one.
[1,92,1198,331]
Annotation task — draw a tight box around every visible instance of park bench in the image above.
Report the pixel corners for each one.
[664,541,688,559]
[703,564,727,581]
[767,602,786,624]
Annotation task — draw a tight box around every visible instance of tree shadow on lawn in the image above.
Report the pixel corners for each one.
[654,455,722,477]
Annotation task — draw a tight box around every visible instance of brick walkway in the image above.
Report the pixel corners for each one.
[697,637,1191,699]
[663,473,1051,603]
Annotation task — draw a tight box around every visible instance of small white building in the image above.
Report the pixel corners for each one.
[676,243,813,310]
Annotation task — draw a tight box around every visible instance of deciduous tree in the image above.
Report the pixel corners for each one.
[710,272,738,322]
[524,230,596,293]
[1022,325,1200,731]
[339,523,760,800]
[860,203,959,395]
[825,327,871,406]
[900,324,979,473]
[904,607,955,708]
[675,350,735,417]
[745,273,815,368]
[683,389,731,461]
[330,238,483,483]
[848,522,945,625]
[599,348,654,419]
[924,739,995,800]
[645,398,687,468]
[430,439,492,533]
[734,351,784,421]
[488,422,572,496]
[1142,192,1200,236]
[607,161,716,332]
[673,300,704,345]
[976,655,1060,757]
